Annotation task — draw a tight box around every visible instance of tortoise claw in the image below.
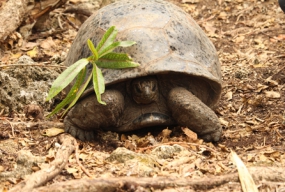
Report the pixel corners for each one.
[64,119,95,141]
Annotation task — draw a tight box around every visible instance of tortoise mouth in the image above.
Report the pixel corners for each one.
[132,113,173,128]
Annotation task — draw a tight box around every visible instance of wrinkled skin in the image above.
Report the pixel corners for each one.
[64,74,222,142]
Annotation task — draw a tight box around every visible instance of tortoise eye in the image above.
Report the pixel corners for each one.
[151,83,157,91]
[134,85,142,93]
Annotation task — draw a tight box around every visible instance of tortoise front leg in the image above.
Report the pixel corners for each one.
[167,87,222,142]
[64,90,124,141]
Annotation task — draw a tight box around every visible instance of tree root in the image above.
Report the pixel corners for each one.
[32,175,239,192]
[17,166,285,192]
[9,134,76,192]
[0,0,29,41]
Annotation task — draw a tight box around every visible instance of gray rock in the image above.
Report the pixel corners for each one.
[0,55,60,114]
[151,144,185,159]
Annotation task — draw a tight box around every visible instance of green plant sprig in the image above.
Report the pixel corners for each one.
[46,26,140,117]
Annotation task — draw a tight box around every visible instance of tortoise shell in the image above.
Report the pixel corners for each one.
[65,0,222,107]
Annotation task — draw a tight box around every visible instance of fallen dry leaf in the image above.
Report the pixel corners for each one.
[181,0,200,3]
[218,12,227,20]
[264,91,281,98]
[224,91,233,101]
[40,37,56,49]
[231,151,258,192]
[255,83,268,92]
[219,118,229,127]
[181,127,198,141]
[42,128,65,137]
[26,47,38,58]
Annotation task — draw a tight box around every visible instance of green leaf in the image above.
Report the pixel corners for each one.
[100,52,132,61]
[87,39,98,60]
[98,41,120,58]
[97,61,140,69]
[63,71,93,116]
[97,52,140,68]
[96,26,117,55]
[92,63,106,105]
[46,26,140,117]
[47,68,87,117]
[46,58,89,101]
[116,41,136,47]
[98,41,137,58]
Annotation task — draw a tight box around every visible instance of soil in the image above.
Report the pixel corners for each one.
[0,0,285,191]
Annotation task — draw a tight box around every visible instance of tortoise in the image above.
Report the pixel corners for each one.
[63,0,222,142]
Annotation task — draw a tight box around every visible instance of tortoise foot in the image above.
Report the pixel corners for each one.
[64,90,124,141]
[168,87,222,142]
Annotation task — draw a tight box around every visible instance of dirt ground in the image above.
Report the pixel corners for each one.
[0,0,285,191]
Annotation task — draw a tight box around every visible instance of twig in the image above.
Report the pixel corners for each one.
[7,121,64,130]
[74,139,92,178]
[57,15,64,30]
[64,7,93,17]
[260,181,285,187]
[5,119,15,137]
[239,26,280,37]
[66,17,79,30]
[0,64,66,68]
[197,15,216,25]
[27,29,67,41]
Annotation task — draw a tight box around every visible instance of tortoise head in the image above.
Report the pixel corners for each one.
[130,76,158,104]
